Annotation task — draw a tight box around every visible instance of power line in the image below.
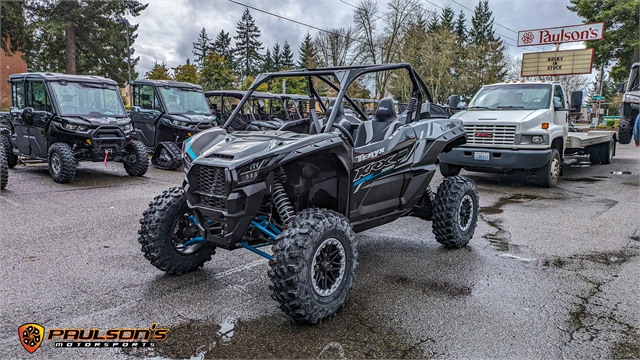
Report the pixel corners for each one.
[227,0,366,45]
[448,0,517,34]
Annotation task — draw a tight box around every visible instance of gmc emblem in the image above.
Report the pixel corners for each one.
[474,132,493,138]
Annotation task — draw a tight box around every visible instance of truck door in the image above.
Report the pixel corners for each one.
[132,84,163,147]
[553,85,568,146]
[24,81,52,158]
[10,81,32,156]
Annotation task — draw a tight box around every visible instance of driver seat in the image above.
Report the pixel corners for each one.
[310,99,350,135]
[354,97,399,147]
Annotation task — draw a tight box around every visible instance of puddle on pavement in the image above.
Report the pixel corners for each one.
[125,298,425,359]
[561,178,603,183]
[611,171,633,175]
[480,206,503,215]
[570,161,591,168]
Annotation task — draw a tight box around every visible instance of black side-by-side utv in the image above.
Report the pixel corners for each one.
[138,63,479,323]
[130,80,217,170]
[2,73,148,183]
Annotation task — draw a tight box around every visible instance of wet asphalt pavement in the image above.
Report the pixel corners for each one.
[1,143,639,359]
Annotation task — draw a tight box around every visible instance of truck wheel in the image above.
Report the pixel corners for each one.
[151,141,182,170]
[138,187,215,275]
[123,140,149,177]
[601,139,614,165]
[0,144,7,190]
[536,149,561,188]
[432,176,479,248]
[269,208,358,323]
[1,133,18,168]
[617,115,634,145]
[48,142,76,183]
[439,162,461,177]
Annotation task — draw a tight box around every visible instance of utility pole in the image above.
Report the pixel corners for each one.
[119,18,132,106]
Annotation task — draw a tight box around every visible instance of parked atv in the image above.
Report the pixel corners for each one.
[138,63,478,324]
[3,73,148,183]
[130,80,217,170]
[618,62,640,144]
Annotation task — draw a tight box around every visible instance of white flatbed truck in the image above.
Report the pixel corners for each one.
[439,81,616,187]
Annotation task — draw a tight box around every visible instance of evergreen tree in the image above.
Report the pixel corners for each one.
[1,1,27,54]
[199,52,236,91]
[568,0,640,82]
[454,10,467,41]
[281,40,295,69]
[426,12,440,34]
[272,42,282,71]
[467,0,507,91]
[297,32,317,69]
[23,0,147,84]
[173,63,199,84]
[233,8,264,78]
[212,29,233,63]
[145,61,172,80]
[440,6,455,33]
[192,27,212,67]
[469,0,497,43]
[262,49,274,72]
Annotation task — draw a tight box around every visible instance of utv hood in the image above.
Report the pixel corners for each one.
[186,128,341,165]
[167,113,217,124]
[62,115,131,127]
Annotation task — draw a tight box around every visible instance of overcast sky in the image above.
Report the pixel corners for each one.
[126,0,586,77]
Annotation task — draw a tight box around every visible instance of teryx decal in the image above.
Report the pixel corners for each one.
[353,153,397,193]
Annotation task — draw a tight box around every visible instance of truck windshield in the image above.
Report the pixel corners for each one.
[468,84,552,110]
[158,87,211,115]
[51,82,126,117]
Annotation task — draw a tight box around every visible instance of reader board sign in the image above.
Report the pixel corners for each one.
[518,23,604,47]
[521,49,594,77]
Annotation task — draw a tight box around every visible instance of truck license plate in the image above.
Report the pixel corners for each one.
[474,151,490,161]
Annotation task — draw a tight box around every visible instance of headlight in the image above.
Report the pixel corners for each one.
[532,135,544,144]
[624,94,640,102]
[120,124,133,132]
[63,123,88,131]
[183,152,193,169]
[171,119,189,127]
[238,159,269,183]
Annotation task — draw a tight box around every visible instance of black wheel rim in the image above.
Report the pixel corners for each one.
[50,152,61,175]
[312,237,346,297]
[171,213,203,255]
[458,194,474,231]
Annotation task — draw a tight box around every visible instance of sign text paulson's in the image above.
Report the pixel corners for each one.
[518,23,604,47]
[521,49,594,77]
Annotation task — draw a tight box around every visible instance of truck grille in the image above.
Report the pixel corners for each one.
[191,166,228,211]
[465,125,516,145]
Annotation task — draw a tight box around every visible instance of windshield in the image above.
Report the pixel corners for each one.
[468,84,552,110]
[159,87,211,115]
[51,82,126,117]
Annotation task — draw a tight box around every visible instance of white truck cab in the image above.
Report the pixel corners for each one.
[439,81,616,187]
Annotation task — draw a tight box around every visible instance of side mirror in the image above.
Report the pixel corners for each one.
[617,82,626,94]
[570,91,583,112]
[448,95,460,110]
[130,106,141,113]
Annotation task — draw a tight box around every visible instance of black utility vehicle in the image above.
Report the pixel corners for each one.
[130,80,217,170]
[2,73,148,183]
[206,90,307,132]
[618,62,640,144]
[138,64,479,323]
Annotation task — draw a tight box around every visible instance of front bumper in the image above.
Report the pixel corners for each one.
[52,122,134,161]
[184,165,267,250]
[438,146,552,170]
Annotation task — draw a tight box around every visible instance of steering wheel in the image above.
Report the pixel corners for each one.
[321,122,354,147]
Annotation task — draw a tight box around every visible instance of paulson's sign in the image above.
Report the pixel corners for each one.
[518,23,604,47]
[521,49,594,77]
